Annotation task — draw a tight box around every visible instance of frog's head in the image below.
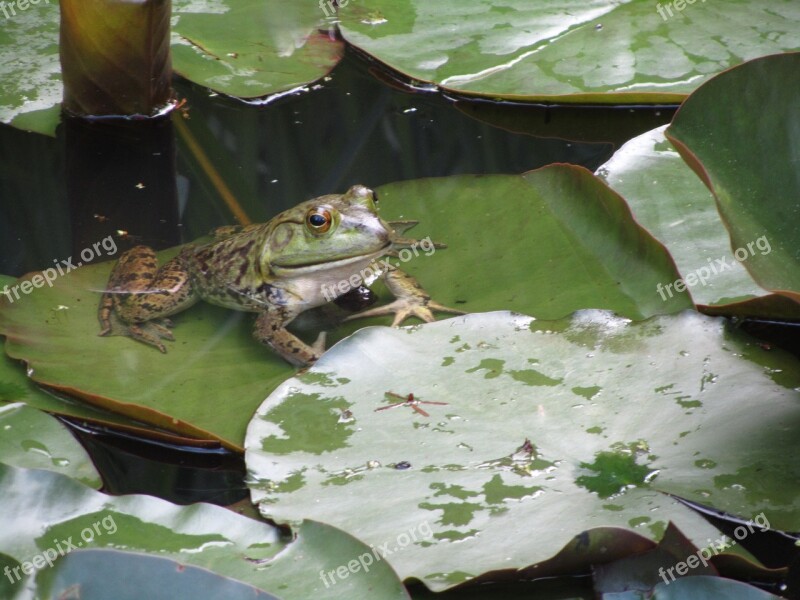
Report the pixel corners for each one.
[266,185,393,272]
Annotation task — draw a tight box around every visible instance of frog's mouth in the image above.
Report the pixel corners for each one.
[271,242,392,272]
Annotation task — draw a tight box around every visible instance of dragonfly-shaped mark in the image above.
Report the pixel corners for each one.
[375,391,448,417]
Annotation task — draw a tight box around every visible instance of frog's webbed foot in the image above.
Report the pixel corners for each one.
[98,246,196,354]
[345,268,464,327]
[99,309,175,353]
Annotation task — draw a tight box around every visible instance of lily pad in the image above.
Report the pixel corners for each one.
[666,52,800,304]
[0,258,295,451]
[0,0,343,135]
[0,402,100,488]
[596,126,800,318]
[339,0,800,103]
[371,166,692,321]
[0,166,690,450]
[245,310,800,590]
[0,463,409,599]
[33,549,281,600]
[649,575,783,599]
[0,276,154,435]
[171,0,344,99]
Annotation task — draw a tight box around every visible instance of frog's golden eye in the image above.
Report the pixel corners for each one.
[306,207,332,233]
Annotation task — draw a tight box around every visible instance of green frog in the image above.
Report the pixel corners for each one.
[98,185,462,366]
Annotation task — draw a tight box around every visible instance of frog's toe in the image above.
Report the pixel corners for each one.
[311,331,327,354]
[150,321,175,341]
[343,302,402,323]
[424,300,465,317]
[346,299,463,327]
[101,312,175,353]
[127,322,173,353]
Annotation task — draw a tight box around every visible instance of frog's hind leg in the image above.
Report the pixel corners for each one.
[99,246,198,353]
[345,268,464,327]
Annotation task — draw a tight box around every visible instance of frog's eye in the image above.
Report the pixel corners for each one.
[306,207,332,233]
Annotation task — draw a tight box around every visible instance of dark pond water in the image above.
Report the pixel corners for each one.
[3,48,795,508]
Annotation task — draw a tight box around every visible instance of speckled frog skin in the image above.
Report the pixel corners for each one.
[98,185,461,366]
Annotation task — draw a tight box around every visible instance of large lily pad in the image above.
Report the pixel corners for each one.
[0,166,690,450]
[0,403,100,487]
[245,310,800,590]
[596,126,800,318]
[339,0,800,103]
[649,576,783,599]
[370,166,692,320]
[0,275,166,435]
[33,549,279,600]
[0,463,409,599]
[0,0,343,135]
[0,255,295,451]
[666,52,800,303]
[171,0,344,98]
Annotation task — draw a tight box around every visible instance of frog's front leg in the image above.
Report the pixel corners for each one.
[254,305,326,367]
[345,268,464,326]
[99,246,198,352]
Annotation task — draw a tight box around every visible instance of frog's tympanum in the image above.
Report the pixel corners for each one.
[99,185,462,366]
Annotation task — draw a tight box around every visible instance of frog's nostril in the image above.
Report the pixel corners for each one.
[349,184,373,200]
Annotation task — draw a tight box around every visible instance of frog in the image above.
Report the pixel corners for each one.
[98,185,462,366]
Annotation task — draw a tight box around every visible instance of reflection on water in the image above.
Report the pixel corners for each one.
[1,49,670,278]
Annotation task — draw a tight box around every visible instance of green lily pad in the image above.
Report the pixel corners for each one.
[0,1,61,136]
[0,166,689,450]
[0,402,100,488]
[666,52,800,304]
[0,257,295,451]
[339,0,800,103]
[370,166,691,321]
[596,126,800,318]
[0,463,409,599]
[33,549,280,600]
[649,575,783,599]
[0,0,343,135]
[245,310,800,590]
[0,275,154,435]
[171,0,344,99]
